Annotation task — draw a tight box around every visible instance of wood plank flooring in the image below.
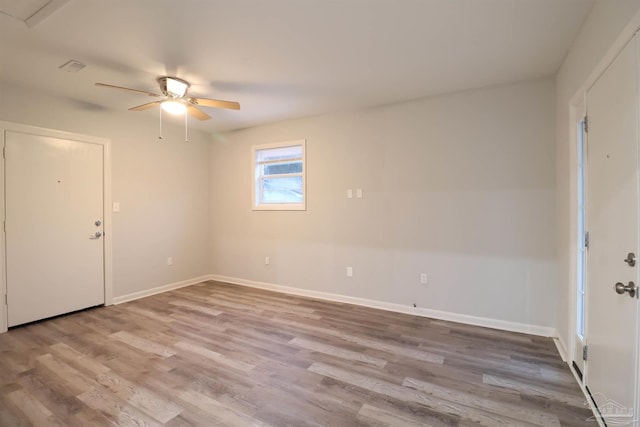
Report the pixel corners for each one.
[0,281,593,426]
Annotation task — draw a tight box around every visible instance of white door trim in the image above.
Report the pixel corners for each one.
[0,121,113,334]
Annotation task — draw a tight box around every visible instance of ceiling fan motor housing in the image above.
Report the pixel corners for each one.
[159,77,190,98]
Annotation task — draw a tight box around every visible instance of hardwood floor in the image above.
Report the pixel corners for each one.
[0,281,592,426]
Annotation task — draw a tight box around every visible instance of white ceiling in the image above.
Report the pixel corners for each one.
[0,0,593,132]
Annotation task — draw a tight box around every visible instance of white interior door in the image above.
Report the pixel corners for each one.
[5,131,105,327]
[585,36,639,424]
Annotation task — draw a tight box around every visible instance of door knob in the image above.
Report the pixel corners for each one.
[624,252,636,267]
[614,281,637,298]
[89,231,102,240]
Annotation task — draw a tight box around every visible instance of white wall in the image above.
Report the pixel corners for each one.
[210,77,557,330]
[0,82,211,299]
[555,1,640,352]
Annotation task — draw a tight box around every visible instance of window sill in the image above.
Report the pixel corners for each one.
[252,203,306,211]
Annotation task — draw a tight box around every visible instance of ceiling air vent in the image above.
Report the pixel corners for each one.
[59,60,86,73]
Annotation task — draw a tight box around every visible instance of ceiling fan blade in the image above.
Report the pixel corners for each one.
[95,83,161,97]
[129,101,161,111]
[187,105,211,121]
[190,97,240,110]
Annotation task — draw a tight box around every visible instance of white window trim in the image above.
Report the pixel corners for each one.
[252,139,306,211]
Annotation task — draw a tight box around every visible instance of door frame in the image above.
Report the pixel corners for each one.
[0,121,113,333]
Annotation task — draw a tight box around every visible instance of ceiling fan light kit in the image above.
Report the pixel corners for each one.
[161,99,187,115]
[95,76,240,141]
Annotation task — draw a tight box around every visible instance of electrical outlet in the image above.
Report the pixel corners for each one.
[167,257,173,266]
[265,256,270,265]
[356,188,363,198]
[346,266,353,277]
[113,202,120,212]
[420,273,428,285]
[347,189,353,199]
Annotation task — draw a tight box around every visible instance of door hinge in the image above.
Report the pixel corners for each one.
[2,146,5,159]
[584,231,590,249]
[583,116,588,133]
[583,345,588,361]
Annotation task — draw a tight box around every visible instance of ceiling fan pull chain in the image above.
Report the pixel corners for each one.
[185,110,189,142]
[159,106,163,140]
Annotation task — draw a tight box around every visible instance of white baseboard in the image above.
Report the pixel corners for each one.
[208,274,557,338]
[111,275,212,305]
[554,335,568,362]
[110,273,557,338]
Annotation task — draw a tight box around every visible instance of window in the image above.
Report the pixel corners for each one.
[576,119,586,340]
[252,140,306,210]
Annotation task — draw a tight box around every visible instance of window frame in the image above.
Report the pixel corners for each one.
[251,139,306,211]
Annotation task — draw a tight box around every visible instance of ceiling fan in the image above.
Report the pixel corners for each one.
[95,77,240,121]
